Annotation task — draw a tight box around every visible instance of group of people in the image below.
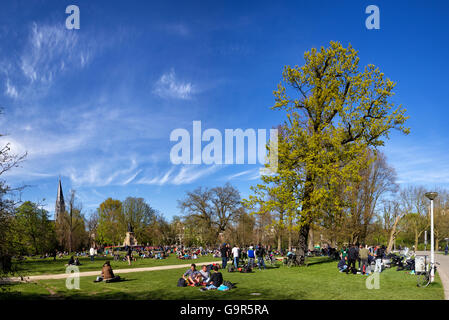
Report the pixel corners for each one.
[220,243,269,270]
[337,244,386,275]
[182,263,223,290]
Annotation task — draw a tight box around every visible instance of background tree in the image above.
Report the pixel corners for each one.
[122,197,156,244]
[400,186,428,250]
[96,198,124,246]
[55,190,88,252]
[179,183,244,245]
[0,122,27,274]
[87,211,99,247]
[13,201,56,255]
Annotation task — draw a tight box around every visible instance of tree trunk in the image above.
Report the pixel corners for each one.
[387,215,401,253]
[296,223,310,265]
[414,232,419,252]
[288,231,292,251]
[277,234,281,251]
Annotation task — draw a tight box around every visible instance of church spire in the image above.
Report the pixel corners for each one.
[55,178,65,220]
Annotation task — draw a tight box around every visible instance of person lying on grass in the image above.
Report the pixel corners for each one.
[183,263,200,286]
[94,261,121,283]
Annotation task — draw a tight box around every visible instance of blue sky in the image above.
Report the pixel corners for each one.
[1,0,448,219]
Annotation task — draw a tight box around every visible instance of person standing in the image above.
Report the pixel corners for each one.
[232,245,239,269]
[247,246,255,268]
[220,244,228,269]
[347,244,358,274]
[374,245,384,273]
[359,244,369,275]
[89,246,95,261]
[256,244,266,270]
[445,244,448,256]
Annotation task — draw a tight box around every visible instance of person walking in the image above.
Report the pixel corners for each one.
[445,244,448,256]
[126,245,133,266]
[220,244,228,269]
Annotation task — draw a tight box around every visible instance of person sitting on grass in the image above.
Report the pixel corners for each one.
[338,256,348,273]
[183,263,200,286]
[94,261,121,282]
[66,256,76,266]
[201,265,223,291]
[199,265,210,284]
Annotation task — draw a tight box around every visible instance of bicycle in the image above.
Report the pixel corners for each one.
[417,261,440,287]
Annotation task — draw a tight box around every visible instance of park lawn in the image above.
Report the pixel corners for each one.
[12,254,221,276]
[1,257,444,300]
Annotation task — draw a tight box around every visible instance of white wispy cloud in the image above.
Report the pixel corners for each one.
[0,22,95,102]
[153,69,194,100]
[5,79,18,98]
[20,22,90,84]
[137,165,220,186]
[67,157,140,187]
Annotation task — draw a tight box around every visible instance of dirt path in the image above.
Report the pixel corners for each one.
[8,261,220,282]
[416,251,449,300]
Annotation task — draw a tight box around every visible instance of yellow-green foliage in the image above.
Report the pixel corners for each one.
[244,41,409,230]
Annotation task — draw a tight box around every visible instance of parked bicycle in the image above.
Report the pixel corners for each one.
[417,261,440,287]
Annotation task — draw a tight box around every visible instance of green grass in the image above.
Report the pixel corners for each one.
[11,254,221,276]
[1,257,444,300]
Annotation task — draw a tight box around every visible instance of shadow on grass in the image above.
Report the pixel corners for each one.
[306,257,335,266]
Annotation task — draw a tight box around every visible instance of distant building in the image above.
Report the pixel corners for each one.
[55,179,65,220]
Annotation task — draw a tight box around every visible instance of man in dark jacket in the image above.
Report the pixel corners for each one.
[256,244,266,270]
[220,244,228,269]
[347,244,359,274]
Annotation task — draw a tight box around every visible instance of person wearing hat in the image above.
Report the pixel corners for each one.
[247,245,255,268]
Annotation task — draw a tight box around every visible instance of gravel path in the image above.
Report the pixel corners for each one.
[7,261,220,282]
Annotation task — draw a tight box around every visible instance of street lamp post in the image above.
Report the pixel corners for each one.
[425,192,438,283]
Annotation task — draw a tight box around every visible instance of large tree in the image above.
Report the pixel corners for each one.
[248,41,409,264]
[179,183,244,244]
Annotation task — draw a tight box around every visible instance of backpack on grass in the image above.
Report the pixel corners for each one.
[223,280,236,289]
[177,277,187,287]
